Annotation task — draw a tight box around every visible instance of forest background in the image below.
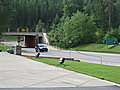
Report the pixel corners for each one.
[0,0,120,48]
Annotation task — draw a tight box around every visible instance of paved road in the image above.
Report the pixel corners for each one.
[2,41,120,66]
[0,52,119,90]
[22,48,120,66]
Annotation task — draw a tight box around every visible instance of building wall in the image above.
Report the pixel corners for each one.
[24,35,44,47]
[24,36,36,47]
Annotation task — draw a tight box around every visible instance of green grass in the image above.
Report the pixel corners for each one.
[0,44,11,51]
[5,36,18,41]
[74,43,120,54]
[28,57,120,84]
[22,50,31,53]
[0,36,18,41]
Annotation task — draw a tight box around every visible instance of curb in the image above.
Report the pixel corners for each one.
[21,55,80,62]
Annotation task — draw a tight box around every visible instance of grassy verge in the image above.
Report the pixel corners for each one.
[28,57,120,84]
[0,44,11,51]
[74,44,120,54]
[22,50,31,53]
[0,36,18,41]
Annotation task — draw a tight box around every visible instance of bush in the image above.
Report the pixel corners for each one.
[49,11,98,48]
[95,29,105,43]
[104,28,120,42]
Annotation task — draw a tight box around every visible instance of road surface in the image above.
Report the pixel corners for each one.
[22,47,120,66]
[1,41,120,66]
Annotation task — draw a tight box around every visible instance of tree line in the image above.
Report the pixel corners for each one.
[0,0,120,48]
[49,0,120,48]
[0,0,12,34]
[11,0,63,32]
[0,0,63,32]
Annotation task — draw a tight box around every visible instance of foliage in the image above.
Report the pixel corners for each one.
[115,1,120,28]
[36,20,46,32]
[0,0,13,33]
[104,28,120,41]
[95,29,105,43]
[48,0,120,47]
[63,0,84,17]
[1,0,120,47]
[84,0,115,32]
[12,0,63,31]
[49,11,97,48]
[53,14,60,25]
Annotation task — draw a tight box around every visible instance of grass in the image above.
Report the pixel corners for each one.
[28,57,120,84]
[22,50,31,53]
[5,36,18,41]
[74,43,120,54]
[0,36,18,41]
[0,44,11,51]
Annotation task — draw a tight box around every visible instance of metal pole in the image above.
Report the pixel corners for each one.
[69,48,71,58]
[69,40,72,59]
[100,56,103,64]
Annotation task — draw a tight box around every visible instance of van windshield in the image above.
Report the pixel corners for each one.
[38,45,45,47]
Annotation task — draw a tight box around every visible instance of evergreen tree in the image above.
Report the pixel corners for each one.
[12,0,63,31]
[0,0,13,33]
[63,0,84,17]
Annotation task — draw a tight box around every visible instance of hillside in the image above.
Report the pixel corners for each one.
[74,44,120,54]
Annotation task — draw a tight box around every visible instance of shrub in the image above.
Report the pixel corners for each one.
[49,11,98,48]
[105,28,120,41]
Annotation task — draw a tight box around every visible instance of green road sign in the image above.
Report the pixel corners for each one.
[104,38,118,45]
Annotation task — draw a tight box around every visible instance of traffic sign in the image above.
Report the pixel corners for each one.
[104,38,118,45]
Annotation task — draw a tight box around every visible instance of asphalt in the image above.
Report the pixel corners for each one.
[22,45,120,66]
[0,52,120,90]
[22,50,120,66]
[2,41,120,66]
